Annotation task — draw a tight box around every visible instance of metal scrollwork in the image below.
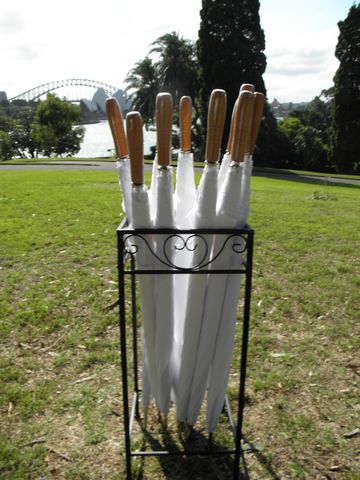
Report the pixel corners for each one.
[123,232,247,272]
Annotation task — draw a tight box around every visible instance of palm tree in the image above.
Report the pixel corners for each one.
[125,32,201,151]
[125,57,161,126]
[151,32,199,119]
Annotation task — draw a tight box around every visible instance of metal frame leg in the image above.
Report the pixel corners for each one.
[234,231,254,479]
[118,232,132,479]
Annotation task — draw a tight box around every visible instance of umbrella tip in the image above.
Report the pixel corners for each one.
[239,83,255,94]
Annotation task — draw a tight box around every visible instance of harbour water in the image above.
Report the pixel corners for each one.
[75,120,156,158]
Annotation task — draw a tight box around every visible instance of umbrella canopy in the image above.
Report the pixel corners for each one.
[149,154,158,222]
[176,89,227,423]
[217,99,236,191]
[172,96,197,399]
[185,91,255,429]
[105,98,132,223]
[174,96,196,229]
[206,91,264,432]
[152,93,175,416]
[126,111,158,407]
[238,92,265,227]
[217,84,254,194]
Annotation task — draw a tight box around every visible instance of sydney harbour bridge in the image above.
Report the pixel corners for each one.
[7,78,131,112]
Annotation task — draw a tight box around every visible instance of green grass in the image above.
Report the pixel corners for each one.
[0,169,359,479]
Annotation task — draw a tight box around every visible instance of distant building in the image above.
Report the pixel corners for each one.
[112,89,132,114]
[92,88,108,112]
[0,91,8,104]
[270,98,309,120]
[90,87,132,114]
[80,98,98,113]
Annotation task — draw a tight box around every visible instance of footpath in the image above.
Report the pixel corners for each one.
[1,160,359,186]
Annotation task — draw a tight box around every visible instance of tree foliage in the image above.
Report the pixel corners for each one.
[151,32,199,111]
[0,130,15,160]
[126,32,199,126]
[290,91,333,146]
[277,90,333,171]
[278,117,328,171]
[197,0,276,159]
[12,108,37,158]
[1,95,85,159]
[0,114,18,160]
[125,57,161,126]
[332,3,360,173]
[31,94,84,157]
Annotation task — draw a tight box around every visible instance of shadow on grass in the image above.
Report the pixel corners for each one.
[252,170,360,189]
[131,424,281,480]
[242,435,282,480]
[134,427,237,480]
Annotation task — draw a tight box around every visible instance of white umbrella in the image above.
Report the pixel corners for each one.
[217,84,254,193]
[172,96,197,400]
[184,91,256,429]
[206,91,264,432]
[238,92,264,227]
[174,96,196,228]
[205,94,264,422]
[105,98,132,224]
[149,153,158,222]
[126,111,158,408]
[152,93,175,417]
[176,89,227,423]
[217,99,236,191]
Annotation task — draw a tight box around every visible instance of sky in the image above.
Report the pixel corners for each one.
[0,0,356,103]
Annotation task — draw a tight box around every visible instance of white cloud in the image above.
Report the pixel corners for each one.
[0,10,22,33]
[12,44,40,61]
[263,26,339,101]
[0,0,352,102]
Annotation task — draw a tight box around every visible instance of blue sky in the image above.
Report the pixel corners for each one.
[0,0,356,102]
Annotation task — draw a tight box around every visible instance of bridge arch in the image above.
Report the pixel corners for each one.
[9,78,122,102]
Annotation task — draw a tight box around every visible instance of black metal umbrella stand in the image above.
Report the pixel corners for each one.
[117,219,255,480]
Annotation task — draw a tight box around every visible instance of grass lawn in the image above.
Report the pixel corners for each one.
[0,169,359,479]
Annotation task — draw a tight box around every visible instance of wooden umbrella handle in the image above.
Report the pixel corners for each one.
[156,93,173,167]
[239,83,255,94]
[249,92,265,155]
[232,91,254,164]
[180,96,192,152]
[126,111,144,185]
[205,89,227,163]
[105,97,128,158]
[231,84,255,154]
[227,99,238,154]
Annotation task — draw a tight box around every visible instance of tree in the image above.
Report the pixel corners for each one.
[290,92,333,146]
[0,114,15,160]
[125,57,161,126]
[31,94,84,157]
[12,108,37,158]
[332,3,360,173]
[0,130,14,160]
[126,33,199,127]
[278,117,328,171]
[151,32,199,117]
[284,89,334,171]
[198,0,276,160]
